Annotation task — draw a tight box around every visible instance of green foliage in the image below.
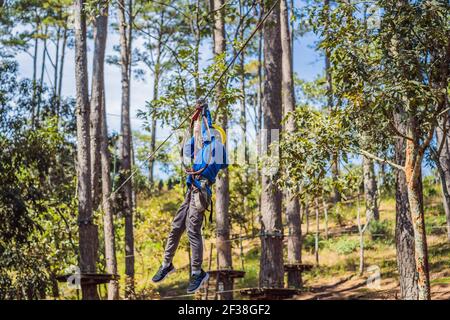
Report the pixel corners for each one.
[368,220,392,242]
[0,59,77,299]
[425,214,448,235]
[302,233,325,253]
[280,104,355,199]
[326,236,360,255]
[228,163,260,234]
[324,235,374,255]
[423,174,440,198]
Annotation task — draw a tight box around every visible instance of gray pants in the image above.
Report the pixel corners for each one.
[163,188,205,272]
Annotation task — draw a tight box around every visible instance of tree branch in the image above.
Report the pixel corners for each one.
[351,148,405,172]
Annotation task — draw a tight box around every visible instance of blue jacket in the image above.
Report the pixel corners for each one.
[184,108,228,195]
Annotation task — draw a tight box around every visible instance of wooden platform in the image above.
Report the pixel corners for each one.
[240,288,298,300]
[208,269,246,279]
[284,264,314,272]
[56,273,119,285]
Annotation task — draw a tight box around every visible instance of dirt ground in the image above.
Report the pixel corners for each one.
[293,270,450,300]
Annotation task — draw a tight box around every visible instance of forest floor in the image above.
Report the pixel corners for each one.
[291,198,450,300]
[107,187,450,300]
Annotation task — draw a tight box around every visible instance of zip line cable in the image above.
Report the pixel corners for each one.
[80,0,281,224]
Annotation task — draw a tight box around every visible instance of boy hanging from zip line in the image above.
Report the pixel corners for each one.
[152,99,228,294]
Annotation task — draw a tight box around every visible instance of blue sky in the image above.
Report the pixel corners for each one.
[15,7,324,179]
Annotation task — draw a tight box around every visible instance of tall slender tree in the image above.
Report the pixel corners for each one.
[213,0,233,300]
[90,0,108,210]
[324,0,341,205]
[435,120,450,244]
[280,0,302,288]
[118,0,135,298]
[394,116,419,300]
[259,0,284,289]
[90,0,119,300]
[73,0,99,300]
[363,155,379,221]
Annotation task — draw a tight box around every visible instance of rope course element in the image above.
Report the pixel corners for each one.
[159,286,256,300]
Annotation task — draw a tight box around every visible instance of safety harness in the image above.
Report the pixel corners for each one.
[180,101,215,223]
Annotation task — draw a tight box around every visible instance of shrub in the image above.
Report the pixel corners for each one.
[368,219,391,241]
[302,233,324,254]
[329,236,360,255]
[325,235,375,255]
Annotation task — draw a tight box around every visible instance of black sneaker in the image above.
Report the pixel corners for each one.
[152,263,175,283]
[187,270,209,294]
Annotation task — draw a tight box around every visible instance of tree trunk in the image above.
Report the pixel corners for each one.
[118,0,135,298]
[193,0,201,98]
[213,0,233,300]
[314,198,320,266]
[323,197,328,239]
[357,195,364,275]
[32,28,39,127]
[324,0,341,204]
[149,11,164,188]
[90,2,108,211]
[101,90,119,300]
[74,0,99,300]
[305,200,309,234]
[54,25,61,98]
[363,155,379,221]
[58,25,67,97]
[238,0,248,165]
[404,135,430,300]
[435,123,450,242]
[36,26,48,123]
[394,129,419,300]
[256,4,264,167]
[259,0,284,289]
[281,0,301,289]
[90,2,119,300]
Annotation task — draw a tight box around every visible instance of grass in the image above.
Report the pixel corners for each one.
[58,185,449,299]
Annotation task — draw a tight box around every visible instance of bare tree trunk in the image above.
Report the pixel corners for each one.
[281,0,301,289]
[289,0,294,59]
[118,0,135,298]
[394,126,419,300]
[363,155,379,221]
[54,25,61,98]
[404,128,430,300]
[193,0,201,98]
[323,197,328,239]
[255,26,263,220]
[101,90,119,300]
[90,2,108,210]
[149,11,164,188]
[237,0,248,165]
[436,122,450,242]
[90,2,119,299]
[32,27,39,127]
[56,23,68,121]
[259,0,284,289]
[58,25,67,98]
[314,197,319,266]
[323,0,341,204]
[256,7,263,173]
[357,195,364,275]
[213,0,233,300]
[36,26,48,123]
[74,0,99,300]
[305,200,309,234]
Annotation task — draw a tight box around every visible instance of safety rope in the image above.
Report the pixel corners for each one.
[81,0,282,224]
